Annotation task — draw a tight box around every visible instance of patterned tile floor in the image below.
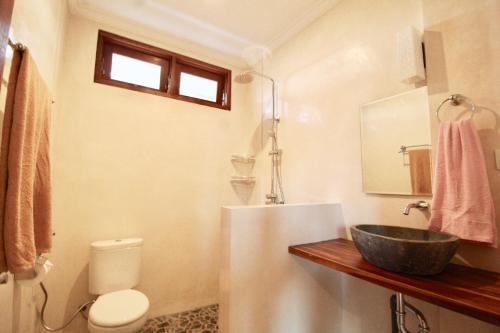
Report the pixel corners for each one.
[140,304,218,333]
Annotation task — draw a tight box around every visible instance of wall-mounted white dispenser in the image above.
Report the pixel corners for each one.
[15,255,53,287]
[397,26,426,84]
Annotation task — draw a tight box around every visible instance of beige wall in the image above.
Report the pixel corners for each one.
[48,13,259,332]
[3,4,261,331]
[265,0,499,331]
[8,0,67,92]
[0,1,68,332]
[2,0,499,332]
[424,0,500,272]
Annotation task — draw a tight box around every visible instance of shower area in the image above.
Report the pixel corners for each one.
[231,50,286,205]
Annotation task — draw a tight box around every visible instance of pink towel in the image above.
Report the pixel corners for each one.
[429,119,497,247]
[0,49,52,273]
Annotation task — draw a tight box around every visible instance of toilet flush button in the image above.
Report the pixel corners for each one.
[495,150,500,170]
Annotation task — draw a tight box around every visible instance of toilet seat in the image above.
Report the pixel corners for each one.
[88,314,147,333]
[89,289,149,328]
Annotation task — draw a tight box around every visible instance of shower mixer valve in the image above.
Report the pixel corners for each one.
[269,149,282,156]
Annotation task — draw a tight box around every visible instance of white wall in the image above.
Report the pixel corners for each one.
[1,2,263,331]
[423,0,500,272]
[0,272,14,333]
[263,0,500,332]
[0,1,68,332]
[2,0,499,332]
[220,203,345,333]
[8,0,67,91]
[46,13,261,332]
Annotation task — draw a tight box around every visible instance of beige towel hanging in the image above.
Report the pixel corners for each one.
[408,148,432,196]
[0,49,52,273]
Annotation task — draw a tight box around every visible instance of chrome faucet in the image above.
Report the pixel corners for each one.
[403,201,430,215]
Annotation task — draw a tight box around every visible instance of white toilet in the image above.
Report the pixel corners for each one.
[88,238,149,333]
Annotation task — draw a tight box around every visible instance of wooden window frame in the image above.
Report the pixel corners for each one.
[94,30,231,110]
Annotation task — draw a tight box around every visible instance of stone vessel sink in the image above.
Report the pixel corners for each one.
[351,225,460,275]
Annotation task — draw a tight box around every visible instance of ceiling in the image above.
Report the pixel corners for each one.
[69,0,341,63]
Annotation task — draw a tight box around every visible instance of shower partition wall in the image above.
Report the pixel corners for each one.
[220,203,345,332]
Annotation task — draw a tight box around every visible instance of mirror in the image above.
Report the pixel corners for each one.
[360,87,432,196]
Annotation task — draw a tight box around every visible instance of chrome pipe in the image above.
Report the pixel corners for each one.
[395,293,430,333]
[396,293,411,333]
[403,299,431,332]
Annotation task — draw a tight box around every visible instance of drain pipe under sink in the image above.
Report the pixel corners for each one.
[390,293,430,333]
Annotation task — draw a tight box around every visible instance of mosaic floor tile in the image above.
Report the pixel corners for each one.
[140,304,218,333]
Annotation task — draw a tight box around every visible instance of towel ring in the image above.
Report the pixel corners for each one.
[436,94,476,122]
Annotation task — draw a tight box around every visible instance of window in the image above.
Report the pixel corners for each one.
[110,54,162,89]
[179,73,218,102]
[94,30,231,110]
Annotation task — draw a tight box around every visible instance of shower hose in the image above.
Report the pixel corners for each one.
[39,282,95,331]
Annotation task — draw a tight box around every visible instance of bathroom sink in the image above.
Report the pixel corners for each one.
[350,225,460,275]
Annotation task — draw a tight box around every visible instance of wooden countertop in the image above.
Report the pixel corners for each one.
[289,238,500,326]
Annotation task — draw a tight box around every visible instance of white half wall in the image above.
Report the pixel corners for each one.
[220,203,346,333]
[0,274,14,333]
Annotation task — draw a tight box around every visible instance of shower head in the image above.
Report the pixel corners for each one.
[235,69,278,123]
[234,71,254,84]
[234,70,275,84]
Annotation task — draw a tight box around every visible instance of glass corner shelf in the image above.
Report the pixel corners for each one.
[231,155,256,163]
[230,176,256,185]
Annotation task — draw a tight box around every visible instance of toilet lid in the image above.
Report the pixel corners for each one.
[89,289,149,327]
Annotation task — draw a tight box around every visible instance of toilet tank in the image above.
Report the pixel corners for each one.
[89,238,143,295]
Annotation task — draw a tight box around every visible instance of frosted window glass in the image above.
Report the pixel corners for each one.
[179,72,218,102]
[110,53,161,89]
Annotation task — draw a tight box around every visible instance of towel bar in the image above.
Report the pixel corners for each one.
[398,144,431,154]
[6,38,56,104]
[436,94,476,122]
[7,38,25,51]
